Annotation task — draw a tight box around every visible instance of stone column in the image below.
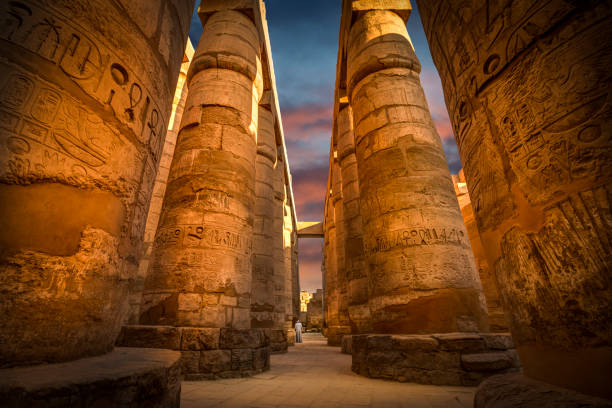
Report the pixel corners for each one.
[337,105,370,333]
[283,192,296,343]
[270,150,289,352]
[137,7,270,379]
[453,175,508,333]
[332,156,351,334]
[417,0,612,400]
[251,105,276,329]
[0,0,193,366]
[127,40,195,325]
[347,8,488,334]
[323,182,338,343]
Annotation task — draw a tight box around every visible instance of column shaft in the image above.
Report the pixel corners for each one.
[0,0,193,365]
[251,106,277,328]
[141,9,263,329]
[347,9,487,334]
[417,0,612,398]
[337,105,370,333]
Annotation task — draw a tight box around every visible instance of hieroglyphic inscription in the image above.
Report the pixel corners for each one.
[0,66,142,192]
[364,226,467,255]
[154,224,252,255]
[0,0,166,162]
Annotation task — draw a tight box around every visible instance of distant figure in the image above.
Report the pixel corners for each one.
[294,320,303,343]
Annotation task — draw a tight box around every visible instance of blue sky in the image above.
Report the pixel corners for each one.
[188,1,461,292]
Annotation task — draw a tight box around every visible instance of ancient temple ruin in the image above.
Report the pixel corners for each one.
[0,0,610,407]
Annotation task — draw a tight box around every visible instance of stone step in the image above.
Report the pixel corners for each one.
[461,352,513,372]
[0,348,181,407]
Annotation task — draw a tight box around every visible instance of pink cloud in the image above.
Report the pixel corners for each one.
[282,104,333,141]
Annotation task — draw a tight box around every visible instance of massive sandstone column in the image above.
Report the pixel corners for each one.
[337,105,370,333]
[251,104,277,329]
[127,40,195,324]
[453,173,508,332]
[272,153,287,325]
[283,191,296,342]
[346,6,487,334]
[141,9,263,329]
[323,179,338,342]
[417,0,612,399]
[332,156,351,334]
[0,0,193,366]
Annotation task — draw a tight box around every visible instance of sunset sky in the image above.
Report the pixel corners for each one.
[189,1,461,293]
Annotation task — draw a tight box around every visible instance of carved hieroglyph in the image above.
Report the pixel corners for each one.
[0,0,193,366]
[341,4,487,334]
[140,9,263,329]
[417,0,612,398]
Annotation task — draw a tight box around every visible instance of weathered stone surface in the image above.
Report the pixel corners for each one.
[199,349,232,374]
[326,2,489,336]
[251,106,277,329]
[117,325,181,350]
[119,325,270,380]
[480,333,515,351]
[341,335,353,355]
[0,0,194,367]
[181,327,220,351]
[417,0,612,399]
[433,333,486,353]
[392,335,439,352]
[306,289,324,330]
[461,352,513,372]
[128,41,195,325]
[0,348,182,408]
[140,6,262,329]
[219,328,268,349]
[475,373,612,408]
[270,328,288,354]
[453,173,510,332]
[352,333,520,386]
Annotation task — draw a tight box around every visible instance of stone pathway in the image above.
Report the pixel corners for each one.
[181,333,475,408]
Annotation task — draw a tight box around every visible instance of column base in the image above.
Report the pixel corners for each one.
[117,326,270,380]
[270,329,288,354]
[0,348,181,407]
[475,373,612,407]
[286,329,296,346]
[326,325,351,346]
[352,333,521,386]
[341,335,353,354]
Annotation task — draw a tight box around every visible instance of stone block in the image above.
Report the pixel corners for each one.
[178,293,201,312]
[397,351,461,371]
[480,333,515,351]
[341,335,353,354]
[220,295,238,307]
[116,325,181,350]
[392,335,439,352]
[475,373,612,408]
[0,348,182,408]
[461,352,513,372]
[181,350,201,374]
[199,350,232,373]
[219,329,266,349]
[253,347,270,370]
[366,335,393,351]
[270,329,287,343]
[231,349,254,371]
[433,333,486,353]
[180,327,220,351]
